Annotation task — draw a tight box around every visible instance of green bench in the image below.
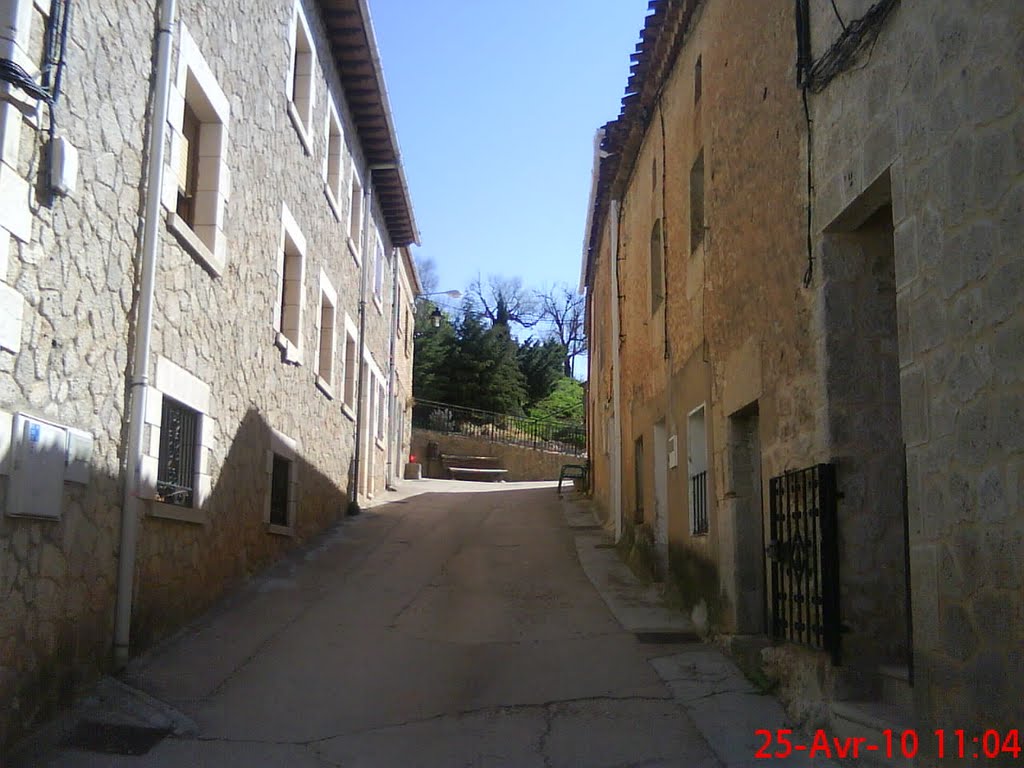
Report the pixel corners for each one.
[558,463,588,496]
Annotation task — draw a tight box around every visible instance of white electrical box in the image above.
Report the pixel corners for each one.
[8,413,66,519]
[50,136,79,196]
[667,435,678,469]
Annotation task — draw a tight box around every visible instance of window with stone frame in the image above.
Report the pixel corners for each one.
[376,379,386,442]
[349,171,363,256]
[343,327,357,411]
[324,98,345,214]
[275,205,306,363]
[373,234,385,305]
[265,429,299,534]
[287,0,315,149]
[694,55,702,104]
[316,272,337,393]
[157,397,199,507]
[166,25,231,276]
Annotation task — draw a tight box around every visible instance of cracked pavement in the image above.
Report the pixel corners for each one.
[14,480,809,767]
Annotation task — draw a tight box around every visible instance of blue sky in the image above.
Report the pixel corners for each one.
[369,0,650,308]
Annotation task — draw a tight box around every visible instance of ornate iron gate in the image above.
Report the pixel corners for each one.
[767,463,841,663]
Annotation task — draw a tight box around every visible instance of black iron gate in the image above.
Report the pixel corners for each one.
[767,463,841,663]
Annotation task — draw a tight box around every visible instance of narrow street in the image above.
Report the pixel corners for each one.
[14,481,805,768]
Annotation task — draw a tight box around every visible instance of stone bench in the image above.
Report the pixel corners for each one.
[446,466,509,482]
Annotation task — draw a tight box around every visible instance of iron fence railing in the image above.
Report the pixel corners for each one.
[690,470,708,535]
[412,399,585,457]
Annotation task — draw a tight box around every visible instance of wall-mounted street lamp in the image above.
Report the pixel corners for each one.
[418,289,461,327]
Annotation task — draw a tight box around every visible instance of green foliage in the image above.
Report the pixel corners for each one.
[412,300,455,403]
[442,312,527,415]
[528,376,584,424]
[518,338,566,408]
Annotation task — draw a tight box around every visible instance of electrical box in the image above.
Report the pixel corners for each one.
[8,413,66,519]
[667,435,678,469]
[50,136,79,196]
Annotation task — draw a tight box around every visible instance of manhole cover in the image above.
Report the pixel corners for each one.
[67,721,171,755]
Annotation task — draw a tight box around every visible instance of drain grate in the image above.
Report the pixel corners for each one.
[67,721,171,755]
[634,630,699,644]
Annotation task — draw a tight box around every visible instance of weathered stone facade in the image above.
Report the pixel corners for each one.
[583,0,1021,752]
[0,0,418,750]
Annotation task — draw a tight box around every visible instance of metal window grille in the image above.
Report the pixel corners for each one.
[690,470,708,535]
[157,398,197,507]
[270,454,291,527]
[768,463,841,663]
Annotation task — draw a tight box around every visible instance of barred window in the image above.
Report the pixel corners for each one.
[158,398,198,507]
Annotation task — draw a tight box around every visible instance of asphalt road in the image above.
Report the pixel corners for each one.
[20,481,723,767]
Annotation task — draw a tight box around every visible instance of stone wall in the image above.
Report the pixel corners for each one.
[411,429,576,483]
[0,0,415,750]
[807,0,1024,745]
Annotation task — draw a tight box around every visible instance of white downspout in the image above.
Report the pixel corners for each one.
[350,170,374,510]
[609,199,623,543]
[115,0,176,666]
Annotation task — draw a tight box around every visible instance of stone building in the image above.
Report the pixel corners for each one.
[0,0,418,750]
[582,0,1021,752]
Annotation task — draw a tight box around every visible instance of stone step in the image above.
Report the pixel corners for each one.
[830,700,916,767]
[440,454,504,470]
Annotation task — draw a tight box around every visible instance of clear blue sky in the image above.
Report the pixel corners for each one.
[369,0,650,305]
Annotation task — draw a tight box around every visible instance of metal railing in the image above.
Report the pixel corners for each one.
[412,399,585,457]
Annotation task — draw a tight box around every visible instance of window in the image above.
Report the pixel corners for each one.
[324,99,344,213]
[376,380,386,442]
[688,405,708,535]
[650,218,664,312]
[269,454,291,526]
[373,235,385,305]
[176,102,200,226]
[316,271,337,393]
[343,323,358,412]
[349,172,363,254]
[166,24,231,276]
[287,1,315,149]
[694,55,702,104]
[265,428,298,534]
[141,356,214,519]
[275,204,306,362]
[157,397,198,507]
[690,149,705,252]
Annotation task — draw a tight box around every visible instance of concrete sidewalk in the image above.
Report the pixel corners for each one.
[561,493,836,768]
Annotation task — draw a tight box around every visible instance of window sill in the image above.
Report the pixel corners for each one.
[342,402,356,422]
[324,184,343,223]
[315,375,334,399]
[274,330,303,366]
[149,500,207,525]
[168,212,224,277]
[287,102,313,156]
[267,523,295,537]
[347,236,361,265]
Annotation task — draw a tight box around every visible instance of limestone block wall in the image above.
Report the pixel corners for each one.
[0,0,155,747]
[0,0,412,750]
[807,0,1024,741]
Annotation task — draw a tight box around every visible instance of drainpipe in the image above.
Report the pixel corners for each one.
[114,0,176,666]
[349,169,374,514]
[385,246,400,490]
[609,199,623,543]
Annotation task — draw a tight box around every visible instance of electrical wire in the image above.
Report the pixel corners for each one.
[829,0,848,32]
[801,87,814,288]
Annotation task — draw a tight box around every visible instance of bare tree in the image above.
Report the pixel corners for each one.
[467,274,538,329]
[536,283,586,377]
[414,254,439,295]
